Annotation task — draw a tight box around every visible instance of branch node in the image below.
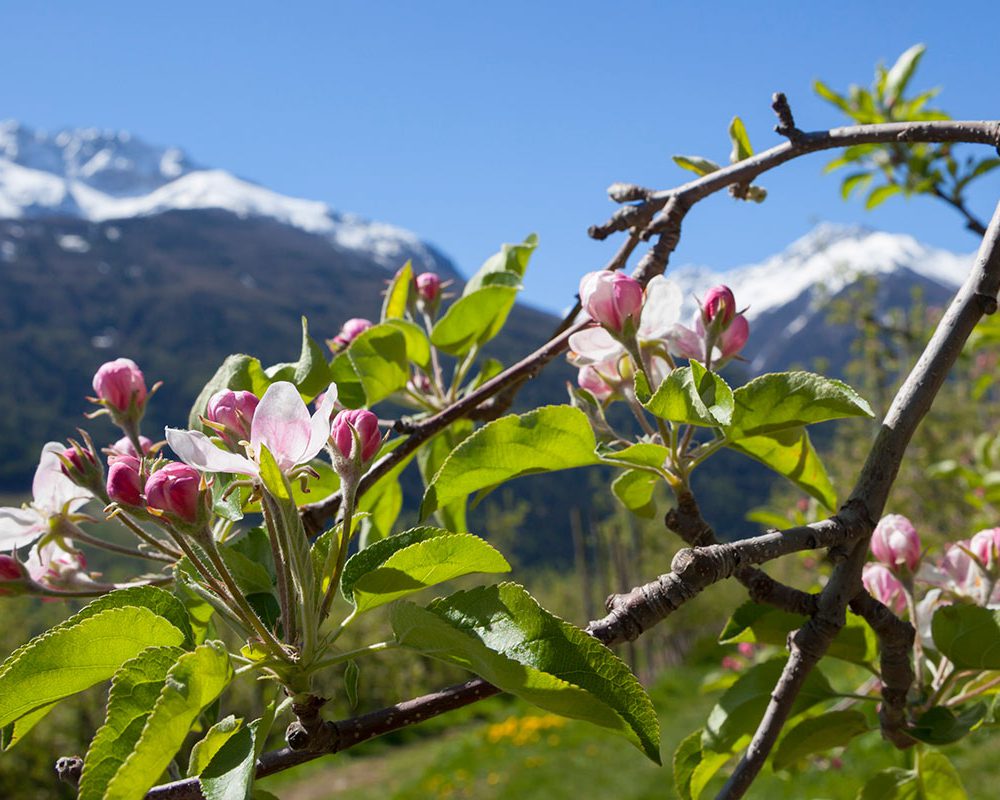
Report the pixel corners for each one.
[55,756,83,786]
[771,92,804,143]
[607,182,653,203]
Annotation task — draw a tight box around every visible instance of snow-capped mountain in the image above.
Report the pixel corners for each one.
[0,120,451,274]
[670,224,974,372]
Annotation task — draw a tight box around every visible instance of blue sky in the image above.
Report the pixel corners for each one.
[4,1,1000,313]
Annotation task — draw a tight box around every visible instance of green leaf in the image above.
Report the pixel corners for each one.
[859,768,916,800]
[381,260,413,320]
[673,155,722,177]
[188,354,270,430]
[78,646,185,800]
[673,728,731,800]
[257,444,292,502]
[884,44,926,105]
[600,442,670,472]
[772,710,871,770]
[841,171,874,200]
[188,715,243,777]
[0,605,187,733]
[728,116,753,163]
[384,318,431,369]
[726,427,837,510]
[909,704,986,745]
[728,371,873,438]
[348,533,510,613]
[612,469,659,519]
[431,285,519,356]
[345,660,360,710]
[264,317,332,401]
[932,604,1000,669]
[421,406,601,518]
[104,641,233,800]
[702,658,835,753]
[330,323,409,408]
[392,582,660,762]
[866,183,902,209]
[644,362,734,427]
[813,79,852,114]
[463,234,537,296]
[200,723,257,800]
[917,751,968,800]
[720,601,876,666]
[419,422,475,532]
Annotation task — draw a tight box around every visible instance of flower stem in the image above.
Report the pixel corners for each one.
[261,492,297,647]
[320,478,357,620]
[63,521,174,563]
[305,640,397,675]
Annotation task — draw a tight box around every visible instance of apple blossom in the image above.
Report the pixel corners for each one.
[107,456,144,507]
[166,381,338,479]
[579,271,644,335]
[416,271,442,302]
[107,435,153,463]
[569,275,683,366]
[206,389,259,447]
[703,285,737,325]
[26,540,90,591]
[145,462,202,523]
[0,555,28,596]
[970,528,1000,571]
[871,514,921,572]
[92,358,147,415]
[330,409,382,464]
[332,318,373,349]
[0,443,92,550]
[862,563,907,614]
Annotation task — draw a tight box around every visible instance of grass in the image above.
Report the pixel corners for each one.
[266,667,1000,800]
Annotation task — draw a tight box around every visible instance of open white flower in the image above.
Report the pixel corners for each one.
[0,443,92,550]
[166,381,338,477]
[568,275,683,365]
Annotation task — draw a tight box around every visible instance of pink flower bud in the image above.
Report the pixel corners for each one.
[145,462,202,523]
[871,514,921,572]
[332,318,373,349]
[862,563,907,614]
[578,365,614,402]
[108,435,153,464]
[60,446,96,478]
[579,271,644,335]
[703,285,737,325]
[718,314,750,359]
[0,555,28,596]
[107,456,144,506]
[330,409,382,463]
[970,528,1000,570]
[92,358,147,413]
[415,272,442,302]
[206,389,259,445]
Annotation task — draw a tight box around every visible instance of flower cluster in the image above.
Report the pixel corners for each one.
[568,271,750,403]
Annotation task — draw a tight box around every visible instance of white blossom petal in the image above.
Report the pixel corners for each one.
[0,507,46,549]
[32,442,91,513]
[251,382,313,471]
[306,383,339,461]
[166,428,257,476]
[568,327,623,365]
[638,276,683,340]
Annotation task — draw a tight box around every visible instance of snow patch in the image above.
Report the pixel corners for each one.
[57,234,90,253]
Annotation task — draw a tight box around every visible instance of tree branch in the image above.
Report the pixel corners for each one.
[718,198,1000,799]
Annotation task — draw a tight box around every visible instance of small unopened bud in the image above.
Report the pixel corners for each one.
[0,555,29,596]
[331,318,373,350]
[719,314,750,359]
[92,358,147,415]
[871,514,921,572]
[862,563,907,614]
[145,462,202,523]
[415,272,442,303]
[60,446,95,477]
[330,409,382,464]
[107,456,144,507]
[703,285,737,325]
[206,389,259,446]
[578,365,614,402]
[970,528,1000,571]
[107,435,153,464]
[579,271,643,336]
